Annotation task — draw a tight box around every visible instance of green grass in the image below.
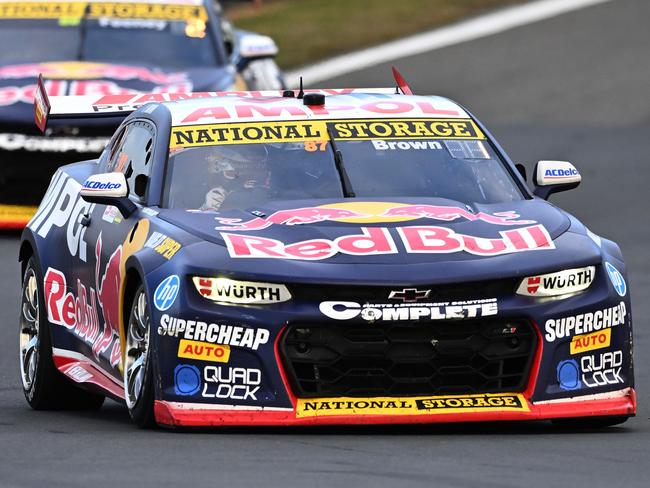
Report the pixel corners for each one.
[227,0,527,69]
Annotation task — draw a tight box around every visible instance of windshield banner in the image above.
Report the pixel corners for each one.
[170,119,485,149]
[0,2,207,21]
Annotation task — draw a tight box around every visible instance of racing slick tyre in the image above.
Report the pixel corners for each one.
[124,284,156,428]
[20,257,105,410]
[242,58,286,90]
[551,415,630,429]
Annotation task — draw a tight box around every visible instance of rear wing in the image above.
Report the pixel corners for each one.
[34,74,400,133]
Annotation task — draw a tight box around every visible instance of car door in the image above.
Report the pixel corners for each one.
[72,120,157,376]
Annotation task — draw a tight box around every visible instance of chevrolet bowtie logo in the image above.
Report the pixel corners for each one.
[388,288,431,303]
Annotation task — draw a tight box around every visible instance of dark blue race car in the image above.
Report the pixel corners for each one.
[0,0,284,228]
[18,77,636,428]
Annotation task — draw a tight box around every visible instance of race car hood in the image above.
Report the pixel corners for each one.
[0,61,235,129]
[158,197,602,283]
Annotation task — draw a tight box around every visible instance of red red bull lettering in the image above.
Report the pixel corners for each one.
[44,263,121,366]
[222,224,554,260]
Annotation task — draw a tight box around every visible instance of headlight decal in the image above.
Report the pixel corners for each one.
[193,277,291,305]
[516,266,595,297]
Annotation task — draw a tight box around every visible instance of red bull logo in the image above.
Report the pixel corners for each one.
[214,202,535,231]
[0,63,192,107]
[222,224,554,260]
[0,62,188,83]
[43,233,124,367]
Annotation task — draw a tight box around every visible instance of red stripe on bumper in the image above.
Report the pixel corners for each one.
[154,388,636,427]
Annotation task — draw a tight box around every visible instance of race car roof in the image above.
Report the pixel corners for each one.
[162,93,471,126]
[39,88,471,130]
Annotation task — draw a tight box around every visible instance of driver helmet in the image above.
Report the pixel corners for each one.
[206,144,270,188]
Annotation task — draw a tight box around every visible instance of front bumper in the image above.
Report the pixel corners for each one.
[155,388,636,427]
[150,258,635,427]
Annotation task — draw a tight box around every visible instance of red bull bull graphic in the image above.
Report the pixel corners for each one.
[94,233,122,366]
[222,224,554,260]
[214,203,536,231]
[215,207,371,231]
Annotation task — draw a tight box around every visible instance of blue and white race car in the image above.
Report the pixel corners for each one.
[19,73,636,428]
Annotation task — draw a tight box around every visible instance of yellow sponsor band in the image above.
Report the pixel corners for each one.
[177,339,230,363]
[87,3,207,22]
[171,118,484,149]
[330,118,485,140]
[296,393,528,418]
[570,328,612,355]
[0,2,207,21]
[171,121,329,149]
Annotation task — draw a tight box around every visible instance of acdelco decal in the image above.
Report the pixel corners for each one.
[329,119,484,140]
[296,393,528,418]
[177,339,230,364]
[158,314,269,351]
[222,225,554,260]
[320,299,498,322]
[544,302,626,342]
[570,329,612,355]
[170,121,327,149]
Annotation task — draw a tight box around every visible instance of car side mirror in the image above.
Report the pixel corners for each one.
[533,160,581,200]
[80,172,137,218]
[238,33,279,60]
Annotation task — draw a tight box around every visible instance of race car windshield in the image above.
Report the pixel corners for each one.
[164,138,524,212]
[0,16,221,68]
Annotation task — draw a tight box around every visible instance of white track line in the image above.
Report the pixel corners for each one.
[286,0,612,86]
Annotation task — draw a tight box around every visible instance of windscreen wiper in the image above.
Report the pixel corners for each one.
[326,125,355,198]
[76,6,89,60]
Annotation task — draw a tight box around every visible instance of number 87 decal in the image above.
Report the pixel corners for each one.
[304,141,328,152]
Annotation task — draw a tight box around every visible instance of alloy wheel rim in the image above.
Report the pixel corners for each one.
[124,290,150,409]
[19,267,39,392]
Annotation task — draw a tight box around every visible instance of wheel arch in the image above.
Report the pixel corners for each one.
[120,256,162,404]
[18,232,39,276]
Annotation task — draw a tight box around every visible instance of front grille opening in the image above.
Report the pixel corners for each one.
[281,320,537,397]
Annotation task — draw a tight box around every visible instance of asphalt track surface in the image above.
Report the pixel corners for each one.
[1,1,649,486]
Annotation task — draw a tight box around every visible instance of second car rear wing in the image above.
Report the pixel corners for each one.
[34,74,399,133]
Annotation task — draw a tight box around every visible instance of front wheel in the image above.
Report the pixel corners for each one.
[124,284,156,428]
